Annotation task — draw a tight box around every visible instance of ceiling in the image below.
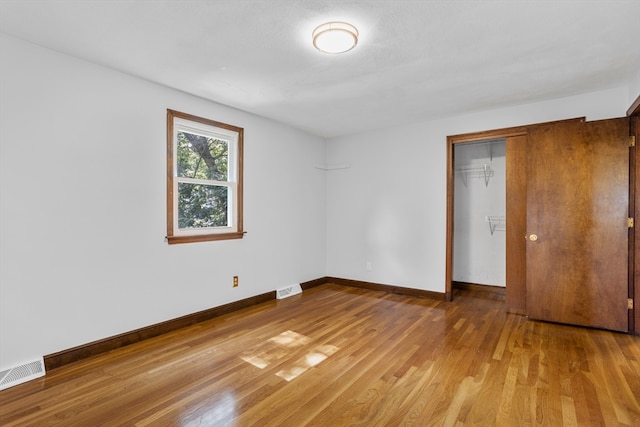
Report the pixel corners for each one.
[1,1,638,138]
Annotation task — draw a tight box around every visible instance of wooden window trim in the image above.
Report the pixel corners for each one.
[166,109,244,244]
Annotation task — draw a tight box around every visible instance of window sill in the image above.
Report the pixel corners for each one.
[166,231,245,245]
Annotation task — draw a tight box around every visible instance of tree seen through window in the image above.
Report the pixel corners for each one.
[177,131,229,229]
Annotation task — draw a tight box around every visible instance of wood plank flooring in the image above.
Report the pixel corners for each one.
[1,284,639,426]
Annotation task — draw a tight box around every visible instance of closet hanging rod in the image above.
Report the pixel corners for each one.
[455,164,492,172]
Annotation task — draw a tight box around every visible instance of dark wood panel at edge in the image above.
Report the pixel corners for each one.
[632,113,640,335]
[44,277,445,370]
[630,94,639,335]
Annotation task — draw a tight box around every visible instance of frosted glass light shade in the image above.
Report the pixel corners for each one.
[312,21,358,54]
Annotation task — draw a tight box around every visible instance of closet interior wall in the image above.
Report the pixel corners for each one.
[453,139,506,287]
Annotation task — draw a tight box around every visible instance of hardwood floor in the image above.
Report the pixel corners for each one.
[1,284,639,426]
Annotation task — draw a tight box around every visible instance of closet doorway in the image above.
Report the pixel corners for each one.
[446,126,529,310]
[446,118,630,332]
[452,139,506,290]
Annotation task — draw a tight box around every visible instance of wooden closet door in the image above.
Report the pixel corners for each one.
[505,135,527,313]
[525,118,630,332]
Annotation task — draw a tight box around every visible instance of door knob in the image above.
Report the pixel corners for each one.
[529,234,538,241]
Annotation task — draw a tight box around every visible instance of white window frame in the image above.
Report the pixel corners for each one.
[166,109,244,244]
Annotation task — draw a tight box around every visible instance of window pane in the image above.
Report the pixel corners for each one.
[178,183,229,229]
[177,131,228,181]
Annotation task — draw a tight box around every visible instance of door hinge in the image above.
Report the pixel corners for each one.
[631,136,636,147]
[628,218,635,228]
[629,298,634,310]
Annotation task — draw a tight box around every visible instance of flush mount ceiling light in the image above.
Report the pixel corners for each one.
[312,21,359,54]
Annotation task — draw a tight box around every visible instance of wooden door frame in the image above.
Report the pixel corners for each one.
[629,95,640,335]
[445,118,586,303]
[446,126,526,302]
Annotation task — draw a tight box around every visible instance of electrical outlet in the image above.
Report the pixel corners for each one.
[366,261,372,271]
[233,276,239,287]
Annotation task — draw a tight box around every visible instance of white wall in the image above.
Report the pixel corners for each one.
[453,141,506,286]
[630,69,640,108]
[0,34,327,370]
[326,85,630,293]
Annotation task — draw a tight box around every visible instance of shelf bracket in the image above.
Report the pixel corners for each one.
[482,164,490,187]
[486,215,506,235]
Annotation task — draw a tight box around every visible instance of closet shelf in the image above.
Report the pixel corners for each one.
[485,215,506,235]
[455,164,494,187]
[462,138,504,161]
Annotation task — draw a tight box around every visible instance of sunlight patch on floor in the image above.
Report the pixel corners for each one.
[240,330,311,369]
[275,344,340,382]
[239,331,339,381]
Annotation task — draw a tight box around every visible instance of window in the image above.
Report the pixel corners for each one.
[166,109,244,244]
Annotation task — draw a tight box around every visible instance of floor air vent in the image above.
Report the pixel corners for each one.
[0,357,46,391]
[276,284,302,299]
